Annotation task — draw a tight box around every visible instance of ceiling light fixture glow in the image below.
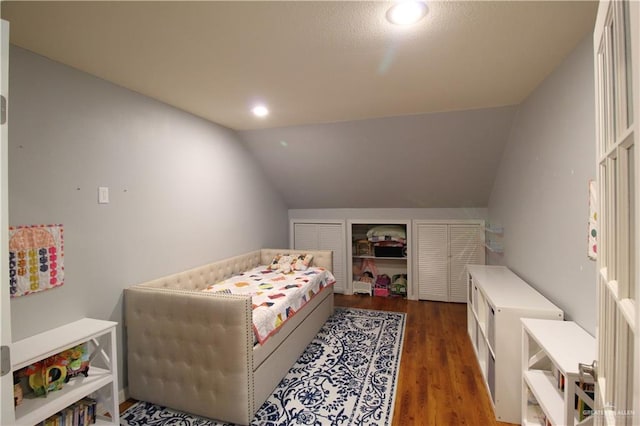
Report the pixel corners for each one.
[252,105,269,117]
[386,1,428,26]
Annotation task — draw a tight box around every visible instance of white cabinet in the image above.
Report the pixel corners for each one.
[291,220,347,293]
[11,318,119,425]
[521,318,596,426]
[414,221,484,302]
[467,265,563,424]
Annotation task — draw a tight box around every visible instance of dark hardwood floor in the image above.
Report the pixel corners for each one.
[333,294,514,426]
[120,294,514,425]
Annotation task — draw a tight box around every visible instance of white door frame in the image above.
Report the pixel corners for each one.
[593,1,639,424]
[0,18,13,426]
[631,3,640,421]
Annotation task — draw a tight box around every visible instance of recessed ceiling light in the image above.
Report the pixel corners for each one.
[252,105,269,117]
[386,1,428,26]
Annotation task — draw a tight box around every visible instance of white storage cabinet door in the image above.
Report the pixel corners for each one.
[417,223,449,301]
[449,225,484,303]
[317,224,345,293]
[293,223,318,249]
[293,223,346,293]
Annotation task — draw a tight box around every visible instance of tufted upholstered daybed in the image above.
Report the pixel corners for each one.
[124,248,334,425]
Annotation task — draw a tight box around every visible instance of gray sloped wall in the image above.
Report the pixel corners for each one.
[7,46,288,389]
[488,35,597,334]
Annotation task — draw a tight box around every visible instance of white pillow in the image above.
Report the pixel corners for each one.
[366,225,406,239]
[293,253,314,271]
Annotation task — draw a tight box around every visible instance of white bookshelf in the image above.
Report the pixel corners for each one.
[467,265,563,424]
[521,318,596,426]
[12,318,119,425]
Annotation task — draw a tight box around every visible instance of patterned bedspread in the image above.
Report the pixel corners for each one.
[202,265,335,344]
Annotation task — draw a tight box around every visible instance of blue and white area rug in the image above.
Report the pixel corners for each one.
[121,307,406,426]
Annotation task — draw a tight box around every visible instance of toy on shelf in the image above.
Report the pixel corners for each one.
[60,343,90,382]
[374,274,391,297]
[24,356,67,397]
[13,373,23,406]
[391,274,407,297]
[355,239,373,256]
[16,342,90,397]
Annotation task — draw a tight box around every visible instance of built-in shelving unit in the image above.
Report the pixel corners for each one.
[11,318,119,426]
[467,265,563,424]
[352,255,407,260]
[484,226,504,234]
[483,242,504,254]
[347,220,411,298]
[522,318,596,426]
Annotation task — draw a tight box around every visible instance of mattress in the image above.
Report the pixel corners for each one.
[202,265,335,344]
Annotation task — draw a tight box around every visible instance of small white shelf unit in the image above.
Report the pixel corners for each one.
[11,318,119,426]
[521,318,596,426]
[484,226,504,234]
[483,242,504,254]
[484,225,504,254]
[467,265,563,424]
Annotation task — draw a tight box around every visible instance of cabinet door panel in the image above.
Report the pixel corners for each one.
[417,224,448,301]
[449,225,483,303]
[293,223,346,293]
[293,223,318,249]
[318,224,345,293]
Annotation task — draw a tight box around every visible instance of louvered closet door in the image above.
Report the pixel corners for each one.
[417,224,449,301]
[293,223,318,249]
[318,224,345,293]
[449,225,484,303]
[293,223,346,294]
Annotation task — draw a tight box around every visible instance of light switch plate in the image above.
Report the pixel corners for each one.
[98,186,109,204]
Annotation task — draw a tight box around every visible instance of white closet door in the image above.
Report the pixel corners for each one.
[417,224,448,301]
[318,224,346,293]
[293,223,318,249]
[293,222,346,294]
[449,225,484,303]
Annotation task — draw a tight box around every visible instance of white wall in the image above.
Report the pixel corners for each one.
[8,46,289,388]
[488,35,596,334]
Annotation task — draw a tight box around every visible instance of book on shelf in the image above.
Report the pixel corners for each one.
[575,381,595,421]
[37,397,97,426]
[553,366,565,391]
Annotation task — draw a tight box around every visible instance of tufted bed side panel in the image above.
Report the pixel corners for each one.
[124,248,334,425]
[125,287,255,424]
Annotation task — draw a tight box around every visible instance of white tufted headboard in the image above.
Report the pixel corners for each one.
[124,248,333,425]
[132,248,332,292]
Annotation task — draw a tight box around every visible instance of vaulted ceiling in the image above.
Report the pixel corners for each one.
[240,106,518,208]
[1,1,597,208]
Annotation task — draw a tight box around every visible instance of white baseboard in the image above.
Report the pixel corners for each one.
[119,387,129,405]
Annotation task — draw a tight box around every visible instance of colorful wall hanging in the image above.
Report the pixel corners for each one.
[8,224,64,297]
[588,180,597,260]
